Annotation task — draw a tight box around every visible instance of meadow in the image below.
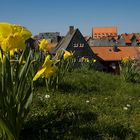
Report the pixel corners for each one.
[21,69,140,140]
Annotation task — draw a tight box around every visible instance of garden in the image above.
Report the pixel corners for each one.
[0,22,140,140]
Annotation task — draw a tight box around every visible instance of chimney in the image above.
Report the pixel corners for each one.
[69,26,74,34]
[113,45,118,52]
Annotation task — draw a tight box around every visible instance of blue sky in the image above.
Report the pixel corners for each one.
[0,0,140,36]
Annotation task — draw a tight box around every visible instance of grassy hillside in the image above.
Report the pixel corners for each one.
[21,69,140,140]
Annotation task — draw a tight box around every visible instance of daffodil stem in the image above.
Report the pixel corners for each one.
[45,79,49,92]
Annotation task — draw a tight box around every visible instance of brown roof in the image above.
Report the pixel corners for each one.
[91,46,140,61]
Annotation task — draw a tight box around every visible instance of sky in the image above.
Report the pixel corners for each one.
[0,0,140,36]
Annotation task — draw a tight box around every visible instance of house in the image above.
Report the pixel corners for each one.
[92,27,118,39]
[34,32,61,43]
[52,26,96,59]
[91,46,140,73]
[121,33,133,46]
[120,33,140,46]
[51,26,103,69]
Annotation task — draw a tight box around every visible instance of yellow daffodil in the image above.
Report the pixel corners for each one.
[12,24,32,40]
[10,49,15,57]
[33,64,57,81]
[39,39,48,51]
[93,59,96,63]
[63,50,73,60]
[42,55,60,67]
[122,57,129,64]
[81,57,89,62]
[0,22,12,38]
[33,55,58,81]
[33,67,46,81]
[42,55,51,67]
[86,59,89,63]
[42,65,57,79]
[0,22,32,53]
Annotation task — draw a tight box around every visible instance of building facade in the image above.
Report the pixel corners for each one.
[92,27,118,39]
[35,32,61,43]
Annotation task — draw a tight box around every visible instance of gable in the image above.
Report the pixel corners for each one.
[66,29,94,58]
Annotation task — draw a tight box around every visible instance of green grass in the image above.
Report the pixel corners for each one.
[21,69,140,140]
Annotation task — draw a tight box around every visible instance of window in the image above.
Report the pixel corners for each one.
[73,43,78,48]
[79,43,84,48]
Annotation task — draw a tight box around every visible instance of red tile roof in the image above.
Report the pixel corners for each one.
[93,27,117,34]
[92,27,117,38]
[134,33,140,43]
[121,33,135,44]
[91,46,140,61]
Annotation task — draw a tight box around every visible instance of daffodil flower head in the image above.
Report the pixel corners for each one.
[33,55,58,81]
[33,64,57,81]
[43,65,57,79]
[39,39,48,51]
[81,57,89,62]
[63,50,73,60]
[42,54,51,67]
[122,57,130,64]
[93,59,96,63]
[33,67,46,81]
[0,22,32,53]
[0,22,12,38]
[10,49,15,57]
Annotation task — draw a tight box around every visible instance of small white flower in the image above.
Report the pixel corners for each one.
[123,107,128,110]
[45,94,50,99]
[126,104,131,107]
[104,98,108,100]
[86,100,90,103]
